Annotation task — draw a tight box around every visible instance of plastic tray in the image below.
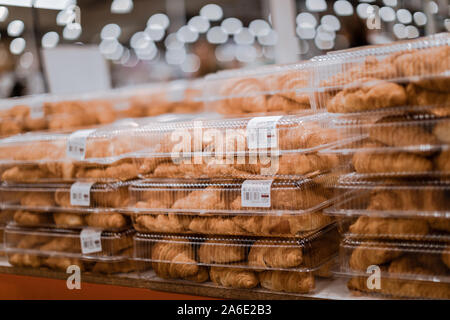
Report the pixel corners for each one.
[132,112,348,179]
[0,181,131,211]
[133,224,339,292]
[202,62,315,115]
[320,114,450,177]
[325,175,450,240]
[4,224,135,259]
[312,33,449,113]
[339,237,450,299]
[128,174,342,236]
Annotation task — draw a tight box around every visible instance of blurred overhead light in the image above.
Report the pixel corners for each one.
[445,19,450,32]
[7,20,24,37]
[314,35,334,50]
[188,16,210,33]
[235,44,256,63]
[413,12,427,26]
[356,3,371,19]
[405,25,419,38]
[145,25,165,41]
[397,9,412,24]
[258,29,278,46]
[382,0,397,6]
[101,24,121,40]
[0,6,8,22]
[233,28,254,45]
[206,26,227,44]
[111,0,133,14]
[181,53,200,73]
[200,4,223,21]
[296,26,315,40]
[63,22,82,40]
[165,33,183,50]
[19,51,33,69]
[393,23,406,39]
[317,25,336,41]
[379,6,396,22]
[306,0,326,12]
[321,15,341,32]
[333,0,353,16]
[10,37,26,55]
[147,13,170,30]
[42,31,59,48]
[215,44,235,62]
[426,1,438,14]
[177,26,198,43]
[165,48,186,65]
[249,19,271,37]
[130,31,150,49]
[296,12,317,28]
[57,8,76,25]
[221,17,242,35]
[100,39,120,55]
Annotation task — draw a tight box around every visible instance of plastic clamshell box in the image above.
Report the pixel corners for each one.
[4,224,135,260]
[201,61,315,115]
[311,33,450,114]
[132,112,349,180]
[320,113,450,177]
[0,121,142,183]
[127,174,341,237]
[339,237,450,299]
[324,174,450,241]
[133,223,339,293]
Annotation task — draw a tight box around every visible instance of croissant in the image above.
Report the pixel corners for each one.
[210,266,259,289]
[75,162,138,181]
[43,257,86,272]
[198,239,246,264]
[435,151,450,172]
[40,237,80,253]
[172,187,228,210]
[220,78,267,114]
[53,212,85,227]
[349,243,402,271]
[92,248,135,274]
[135,213,191,233]
[14,211,52,227]
[188,217,244,235]
[248,240,302,269]
[349,216,429,238]
[9,253,41,268]
[20,192,55,207]
[151,241,208,282]
[442,246,450,269]
[259,271,315,293]
[86,213,128,229]
[17,234,51,249]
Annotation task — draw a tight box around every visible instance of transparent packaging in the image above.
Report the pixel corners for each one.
[4,224,135,259]
[321,113,450,177]
[134,223,339,292]
[325,175,450,240]
[128,174,341,236]
[312,33,449,114]
[202,62,315,115]
[133,112,348,180]
[339,237,450,299]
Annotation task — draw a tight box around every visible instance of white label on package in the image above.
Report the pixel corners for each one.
[80,228,102,254]
[246,116,282,150]
[241,180,273,208]
[70,181,94,207]
[66,129,96,160]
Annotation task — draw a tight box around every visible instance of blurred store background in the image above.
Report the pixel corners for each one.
[0,0,448,97]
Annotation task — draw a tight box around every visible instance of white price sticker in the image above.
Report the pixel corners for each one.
[80,228,102,254]
[246,116,282,150]
[70,182,94,206]
[241,180,273,208]
[66,129,96,160]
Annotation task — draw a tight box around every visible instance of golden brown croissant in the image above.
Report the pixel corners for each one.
[433,120,450,144]
[91,248,135,274]
[135,213,191,233]
[9,253,42,268]
[172,187,228,210]
[14,211,52,227]
[75,162,138,181]
[435,151,450,172]
[1,166,51,183]
[20,192,55,207]
[210,266,259,289]
[151,241,208,282]
[198,239,246,264]
[349,216,429,238]
[406,84,450,107]
[219,78,267,114]
[86,213,128,229]
[39,237,81,253]
[53,212,85,227]
[43,256,86,272]
[442,246,450,269]
[349,243,402,271]
[259,270,315,293]
[248,240,303,269]
[188,217,244,235]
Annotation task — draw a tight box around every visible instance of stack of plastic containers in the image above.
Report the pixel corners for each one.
[126,110,349,293]
[0,79,204,137]
[316,33,450,299]
[0,121,142,274]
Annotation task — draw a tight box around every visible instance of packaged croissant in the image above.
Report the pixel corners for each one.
[312,32,449,114]
[326,175,450,240]
[133,112,350,180]
[128,174,343,237]
[340,237,450,299]
[321,113,450,177]
[202,61,314,115]
[4,223,135,260]
[134,223,339,293]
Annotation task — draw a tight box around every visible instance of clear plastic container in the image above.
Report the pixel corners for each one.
[339,237,450,299]
[133,112,348,180]
[202,62,315,115]
[128,174,341,237]
[312,33,449,113]
[133,223,339,292]
[325,174,450,240]
[320,113,450,177]
[4,224,135,259]
[0,181,131,211]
